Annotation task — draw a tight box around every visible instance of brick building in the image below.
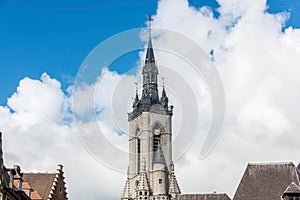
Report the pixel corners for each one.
[0,132,68,200]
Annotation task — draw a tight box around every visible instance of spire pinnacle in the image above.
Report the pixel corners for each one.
[133,82,140,109]
[135,82,138,94]
[145,15,155,64]
[160,77,168,108]
[134,82,139,101]
[162,77,166,97]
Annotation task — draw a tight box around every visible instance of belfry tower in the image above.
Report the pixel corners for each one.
[121,18,181,200]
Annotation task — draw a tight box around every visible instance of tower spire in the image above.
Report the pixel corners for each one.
[162,77,166,96]
[161,77,169,109]
[124,16,178,200]
[134,82,139,101]
[145,16,155,64]
[129,15,173,121]
[139,15,159,106]
[133,82,140,110]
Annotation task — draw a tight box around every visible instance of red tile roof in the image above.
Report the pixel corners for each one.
[14,180,32,190]
[30,191,43,200]
[22,165,68,200]
[22,173,56,200]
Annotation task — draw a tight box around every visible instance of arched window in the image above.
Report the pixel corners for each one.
[137,138,141,173]
[136,127,140,136]
[153,134,160,152]
[153,124,162,152]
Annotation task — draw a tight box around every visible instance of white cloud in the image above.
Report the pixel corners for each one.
[0,73,128,199]
[6,73,66,130]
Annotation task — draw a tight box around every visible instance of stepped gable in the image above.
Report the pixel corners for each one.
[22,165,68,200]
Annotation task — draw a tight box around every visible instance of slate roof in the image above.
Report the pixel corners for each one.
[176,193,231,200]
[153,144,166,164]
[145,35,155,64]
[22,173,56,200]
[283,182,300,194]
[233,162,300,200]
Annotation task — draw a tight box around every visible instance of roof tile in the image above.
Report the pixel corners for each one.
[22,173,56,200]
[176,193,231,200]
[233,162,299,200]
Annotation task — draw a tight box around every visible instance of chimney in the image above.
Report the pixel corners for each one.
[13,165,23,190]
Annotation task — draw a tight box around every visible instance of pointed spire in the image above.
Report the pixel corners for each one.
[133,82,140,109]
[145,36,155,64]
[153,143,166,164]
[162,77,167,97]
[121,178,132,199]
[121,167,132,199]
[134,83,139,100]
[160,77,168,108]
[141,15,159,103]
[129,15,166,120]
[169,163,181,196]
[136,157,150,191]
[135,82,139,98]
[145,16,155,64]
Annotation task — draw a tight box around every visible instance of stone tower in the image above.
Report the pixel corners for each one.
[121,21,181,200]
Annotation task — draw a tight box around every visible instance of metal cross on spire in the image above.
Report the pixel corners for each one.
[145,15,154,38]
[145,15,154,28]
[144,15,155,64]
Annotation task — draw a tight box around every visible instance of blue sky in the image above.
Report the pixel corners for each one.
[0,0,299,105]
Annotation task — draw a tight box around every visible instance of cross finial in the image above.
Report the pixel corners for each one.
[162,77,165,87]
[145,15,154,39]
[145,15,154,27]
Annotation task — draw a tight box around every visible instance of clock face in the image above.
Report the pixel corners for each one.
[154,128,161,135]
